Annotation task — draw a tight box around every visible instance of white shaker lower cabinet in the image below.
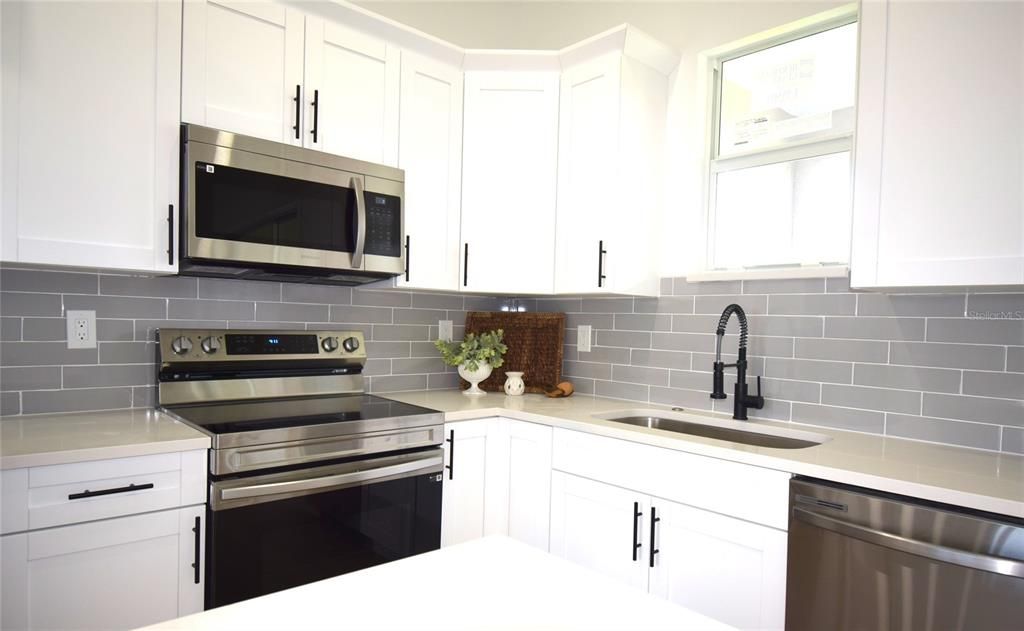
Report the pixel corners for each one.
[460,70,560,295]
[181,0,304,144]
[0,450,207,631]
[1,506,204,631]
[440,419,493,547]
[395,52,464,291]
[550,428,789,631]
[850,0,1024,287]
[1,0,180,272]
[549,472,650,592]
[648,499,787,631]
[440,418,553,550]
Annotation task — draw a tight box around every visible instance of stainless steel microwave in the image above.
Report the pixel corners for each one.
[179,124,405,285]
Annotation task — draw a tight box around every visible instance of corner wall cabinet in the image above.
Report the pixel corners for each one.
[0,450,207,631]
[850,0,1024,287]
[460,70,561,295]
[0,0,181,272]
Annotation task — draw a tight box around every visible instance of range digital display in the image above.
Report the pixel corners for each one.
[225,334,319,355]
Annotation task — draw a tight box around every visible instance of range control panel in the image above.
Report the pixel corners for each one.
[157,329,366,364]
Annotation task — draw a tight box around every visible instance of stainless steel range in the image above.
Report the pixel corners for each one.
[156,328,444,609]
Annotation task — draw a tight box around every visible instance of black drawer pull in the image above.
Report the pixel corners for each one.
[192,515,201,584]
[445,429,455,480]
[632,501,642,561]
[649,506,661,567]
[68,482,154,500]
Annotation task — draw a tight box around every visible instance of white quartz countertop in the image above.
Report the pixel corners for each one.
[0,408,210,469]
[383,390,1024,518]
[139,536,734,631]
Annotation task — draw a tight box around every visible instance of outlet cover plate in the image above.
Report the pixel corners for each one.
[66,310,96,349]
[577,325,592,353]
[438,320,454,342]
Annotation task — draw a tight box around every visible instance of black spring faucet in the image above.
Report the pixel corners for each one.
[710,304,764,420]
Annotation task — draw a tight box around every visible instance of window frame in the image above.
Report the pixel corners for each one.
[702,5,860,274]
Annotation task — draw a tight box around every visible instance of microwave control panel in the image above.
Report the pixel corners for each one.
[364,192,401,257]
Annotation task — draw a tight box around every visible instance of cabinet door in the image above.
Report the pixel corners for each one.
[554,54,621,294]
[461,71,559,294]
[395,52,464,291]
[181,0,304,144]
[303,17,400,165]
[440,420,492,547]
[1,0,180,272]
[648,498,787,631]
[850,1,1024,287]
[484,420,553,549]
[549,472,649,592]
[0,506,205,631]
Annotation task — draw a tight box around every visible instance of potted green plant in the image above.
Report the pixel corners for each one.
[435,329,508,395]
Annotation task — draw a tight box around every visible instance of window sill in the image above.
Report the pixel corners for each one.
[685,265,849,283]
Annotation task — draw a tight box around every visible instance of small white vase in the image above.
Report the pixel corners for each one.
[503,371,525,396]
[458,363,493,395]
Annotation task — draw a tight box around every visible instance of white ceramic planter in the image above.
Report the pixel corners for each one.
[458,363,493,395]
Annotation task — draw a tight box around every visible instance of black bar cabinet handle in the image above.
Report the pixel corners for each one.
[68,482,154,501]
[463,243,469,287]
[166,204,174,265]
[191,515,201,584]
[598,240,607,288]
[632,501,642,561]
[292,84,301,139]
[310,89,319,143]
[649,506,660,567]
[445,429,455,480]
[404,235,410,282]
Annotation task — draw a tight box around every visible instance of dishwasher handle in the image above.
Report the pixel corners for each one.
[793,507,1024,579]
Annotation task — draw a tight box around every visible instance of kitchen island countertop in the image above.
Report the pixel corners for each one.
[138,536,733,631]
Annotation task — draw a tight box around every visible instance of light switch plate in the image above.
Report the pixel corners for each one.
[577,325,592,353]
[66,310,96,349]
[438,320,453,342]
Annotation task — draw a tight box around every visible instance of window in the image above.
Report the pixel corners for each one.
[707,19,858,271]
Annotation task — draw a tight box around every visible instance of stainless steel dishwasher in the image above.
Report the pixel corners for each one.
[786,477,1024,631]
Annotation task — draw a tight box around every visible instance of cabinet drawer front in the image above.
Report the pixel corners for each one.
[552,429,790,530]
[26,451,206,530]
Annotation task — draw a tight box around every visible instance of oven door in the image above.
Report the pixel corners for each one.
[185,140,368,271]
[206,449,443,608]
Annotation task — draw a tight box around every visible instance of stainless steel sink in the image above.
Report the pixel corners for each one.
[594,410,828,449]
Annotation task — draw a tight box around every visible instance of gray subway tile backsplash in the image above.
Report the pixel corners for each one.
[1,265,1022,455]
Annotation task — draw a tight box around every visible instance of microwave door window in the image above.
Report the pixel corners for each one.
[195,163,355,253]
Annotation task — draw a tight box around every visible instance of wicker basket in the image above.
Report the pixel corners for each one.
[463,311,565,394]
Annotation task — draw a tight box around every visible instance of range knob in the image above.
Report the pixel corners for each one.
[321,337,339,352]
[342,336,360,353]
[201,336,220,354]
[170,336,193,355]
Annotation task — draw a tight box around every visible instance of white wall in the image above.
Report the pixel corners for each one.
[356,1,845,276]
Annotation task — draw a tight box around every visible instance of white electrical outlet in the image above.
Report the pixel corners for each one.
[66,310,96,349]
[577,325,592,353]
[438,320,454,342]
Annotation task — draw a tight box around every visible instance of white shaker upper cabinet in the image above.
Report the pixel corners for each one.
[303,18,400,165]
[850,0,1024,288]
[0,0,180,272]
[395,52,463,291]
[460,71,560,295]
[555,30,674,296]
[181,0,304,145]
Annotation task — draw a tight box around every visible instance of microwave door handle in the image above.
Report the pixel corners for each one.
[351,176,367,268]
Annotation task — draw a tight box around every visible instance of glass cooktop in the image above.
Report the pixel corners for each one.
[163,393,440,436]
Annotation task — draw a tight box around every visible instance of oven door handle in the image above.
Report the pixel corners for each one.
[219,456,436,502]
[351,176,367,269]
[793,507,1024,578]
